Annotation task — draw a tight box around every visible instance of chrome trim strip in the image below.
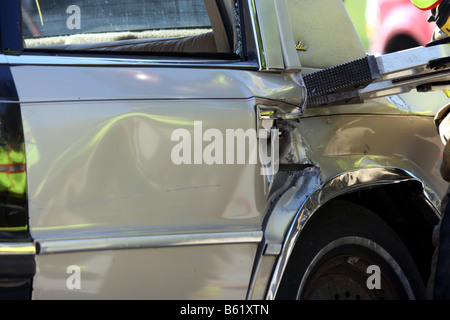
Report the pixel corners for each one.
[5,54,259,69]
[264,167,439,300]
[247,0,265,70]
[37,231,263,254]
[0,242,36,255]
[249,0,284,71]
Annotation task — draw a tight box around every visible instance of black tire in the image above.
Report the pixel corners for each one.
[276,200,426,300]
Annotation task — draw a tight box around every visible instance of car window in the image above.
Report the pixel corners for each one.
[21,0,239,56]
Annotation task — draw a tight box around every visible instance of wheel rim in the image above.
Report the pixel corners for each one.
[301,253,399,300]
[298,237,415,300]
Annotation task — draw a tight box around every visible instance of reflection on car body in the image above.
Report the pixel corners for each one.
[0,0,449,300]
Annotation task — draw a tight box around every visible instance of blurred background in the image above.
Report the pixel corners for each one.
[345,0,369,50]
[345,0,436,54]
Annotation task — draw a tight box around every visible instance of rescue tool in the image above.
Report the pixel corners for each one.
[304,37,450,107]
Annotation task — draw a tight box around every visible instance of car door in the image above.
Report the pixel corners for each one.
[0,0,305,299]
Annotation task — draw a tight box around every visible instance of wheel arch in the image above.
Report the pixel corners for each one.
[334,179,438,284]
[266,167,441,299]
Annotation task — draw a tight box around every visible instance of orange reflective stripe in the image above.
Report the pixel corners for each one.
[411,0,443,10]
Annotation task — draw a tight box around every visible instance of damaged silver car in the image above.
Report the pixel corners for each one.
[1,0,450,300]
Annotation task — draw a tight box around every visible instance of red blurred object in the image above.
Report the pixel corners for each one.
[367,0,437,54]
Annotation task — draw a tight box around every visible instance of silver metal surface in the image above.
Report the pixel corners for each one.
[6,54,258,69]
[5,0,449,300]
[249,0,284,71]
[37,231,263,254]
[246,0,265,70]
[272,0,302,72]
[245,167,321,299]
[375,43,450,78]
[265,167,440,300]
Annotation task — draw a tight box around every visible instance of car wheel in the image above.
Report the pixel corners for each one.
[277,200,426,300]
